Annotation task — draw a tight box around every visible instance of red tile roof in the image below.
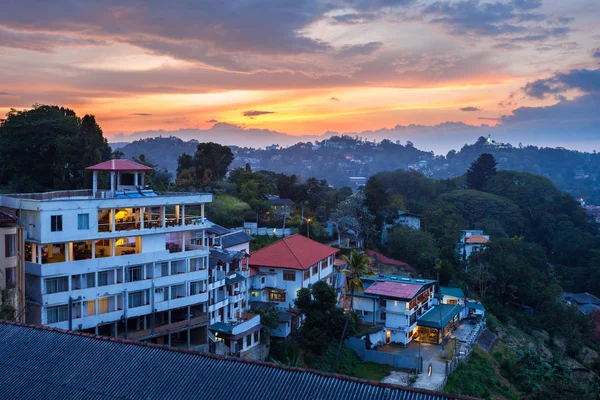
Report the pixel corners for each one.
[365,249,416,273]
[365,281,422,299]
[249,234,338,270]
[85,159,154,172]
[466,234,489,244]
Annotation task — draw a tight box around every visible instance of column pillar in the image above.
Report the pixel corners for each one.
[140,207,145,230]
[181,205,185,226]
[175,205,180,223]
[110,171,116,194]
[161,206,166,228]
[91,241,96,259]
[92,171,98,197]
[110,239,116,257]
[201,204,205,222]
[37,245,42,264]
[134,171,139,188]
[110,209,116,232]
[182,232,186,252]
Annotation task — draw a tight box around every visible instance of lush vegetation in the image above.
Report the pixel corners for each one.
[0,105,111,192]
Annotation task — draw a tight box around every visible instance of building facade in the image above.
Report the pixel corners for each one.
[458,230,490,261]
[1,160,214,348]
[0,210,25,322]
[352,275,437,345]
[248,234,339,337]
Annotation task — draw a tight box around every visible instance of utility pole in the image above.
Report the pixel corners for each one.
[437,265,445,357]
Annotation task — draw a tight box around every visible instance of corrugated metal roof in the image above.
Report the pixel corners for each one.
[365,281,423,300]
[221,231,253,248]
[0,321,477,400]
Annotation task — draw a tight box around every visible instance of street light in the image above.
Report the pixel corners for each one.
[302,217,312,239]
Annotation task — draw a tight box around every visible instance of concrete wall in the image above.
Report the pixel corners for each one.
[346,337,421,372]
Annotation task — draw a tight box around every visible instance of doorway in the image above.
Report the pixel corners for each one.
[386,330,391,344]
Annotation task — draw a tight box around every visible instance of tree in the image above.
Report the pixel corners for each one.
[295,281,355,354]
[332,250,375,371]
[331,192,376,246]
[175,143,233,190]
[388,226,439,277]
[0,105,111,192]
[466,153,497,191]
[132,154,172,191]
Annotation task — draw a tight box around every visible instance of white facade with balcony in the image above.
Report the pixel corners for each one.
[352,275,436,345]
[0,160,213,349]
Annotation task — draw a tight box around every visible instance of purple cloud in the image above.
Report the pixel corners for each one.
[460,106,481,112]
[242,110,276,117]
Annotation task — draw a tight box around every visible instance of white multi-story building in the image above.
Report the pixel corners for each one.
[248,234,339,337]
[352,275,437,345]
[0,160,215,348]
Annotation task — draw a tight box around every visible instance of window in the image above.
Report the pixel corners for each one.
[381,311,386,320]
[128,291,145,308]
[126,266,143,282]
[98,271,109,286]
[380,299,387,307]
[84,300,96,316]
[84,273,95,288]
[5,267,16,289]
[50,215,63,232]
[283,271,295,281]
[4,234,15,257]
[46,277,68,294]
[250,291,260,298]
[46,305,68,324]
[246,335,251,347]
[160,262,169,277]
[311,265,318,276]
[268,290,286,303]
[98,297,110,314]
[303,270,310,280]
[253,330,259,343]
[447,299,458,305]
[77,214,89,230]
[190,281,203,295]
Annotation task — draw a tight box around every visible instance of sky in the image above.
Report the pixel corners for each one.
[1,0,599,151]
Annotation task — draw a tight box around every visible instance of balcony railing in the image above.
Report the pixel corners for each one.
[119,314,208,340]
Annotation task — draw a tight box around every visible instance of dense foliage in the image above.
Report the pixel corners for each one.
[176,142,234,190]
[0,105,111,191]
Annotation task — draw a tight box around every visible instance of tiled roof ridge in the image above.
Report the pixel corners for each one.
[0,320,480,400]
[282,234,306,269]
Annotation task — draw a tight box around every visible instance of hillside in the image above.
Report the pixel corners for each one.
[114,134,600,204]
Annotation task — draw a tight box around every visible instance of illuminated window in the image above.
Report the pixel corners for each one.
[268,290,286,302]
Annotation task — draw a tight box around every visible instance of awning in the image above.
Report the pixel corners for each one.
[417,304,463,329]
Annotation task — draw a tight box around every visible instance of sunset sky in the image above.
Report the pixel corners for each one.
[1,0,599,147]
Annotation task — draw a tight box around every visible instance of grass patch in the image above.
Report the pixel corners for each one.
[304,343,395,381]
[444,347,519,400]
[352,362,396,381]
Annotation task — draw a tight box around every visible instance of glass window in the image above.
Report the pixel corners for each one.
[84,273,95,288]
[126,266,143,282]
[98,271,109,286]
[51,215,63,232]
[5,267,16,289]
[312,265,318,276]
[98,297,109,314]
[128,290,145,308]
[47,305,68,323]
[303,270,310,280]
[46,277,68,294]
[190,281,203,295]
[4,234,15,257]
[283,271,295,281]
[77,214,89,230]
[246,335,251,347]
[85,300,96,316]
[268,290,286,302]
[160,262,169,277]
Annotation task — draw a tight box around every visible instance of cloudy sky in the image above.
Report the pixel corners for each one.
[1,0,599,149]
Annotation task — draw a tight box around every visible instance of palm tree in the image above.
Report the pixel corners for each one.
[341,250,376,310]
[332,250,375,372]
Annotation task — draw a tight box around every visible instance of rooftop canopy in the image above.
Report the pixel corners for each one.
[85,159,154,172]
[417,304,463,329]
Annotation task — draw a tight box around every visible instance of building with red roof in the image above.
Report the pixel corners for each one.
[248,234,339,328]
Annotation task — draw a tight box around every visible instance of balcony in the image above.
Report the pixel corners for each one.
[229,292,245,304]
[208,298,229,313]
[119,314,208,340]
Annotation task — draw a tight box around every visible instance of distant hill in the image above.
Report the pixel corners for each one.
[117,134,600,204]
